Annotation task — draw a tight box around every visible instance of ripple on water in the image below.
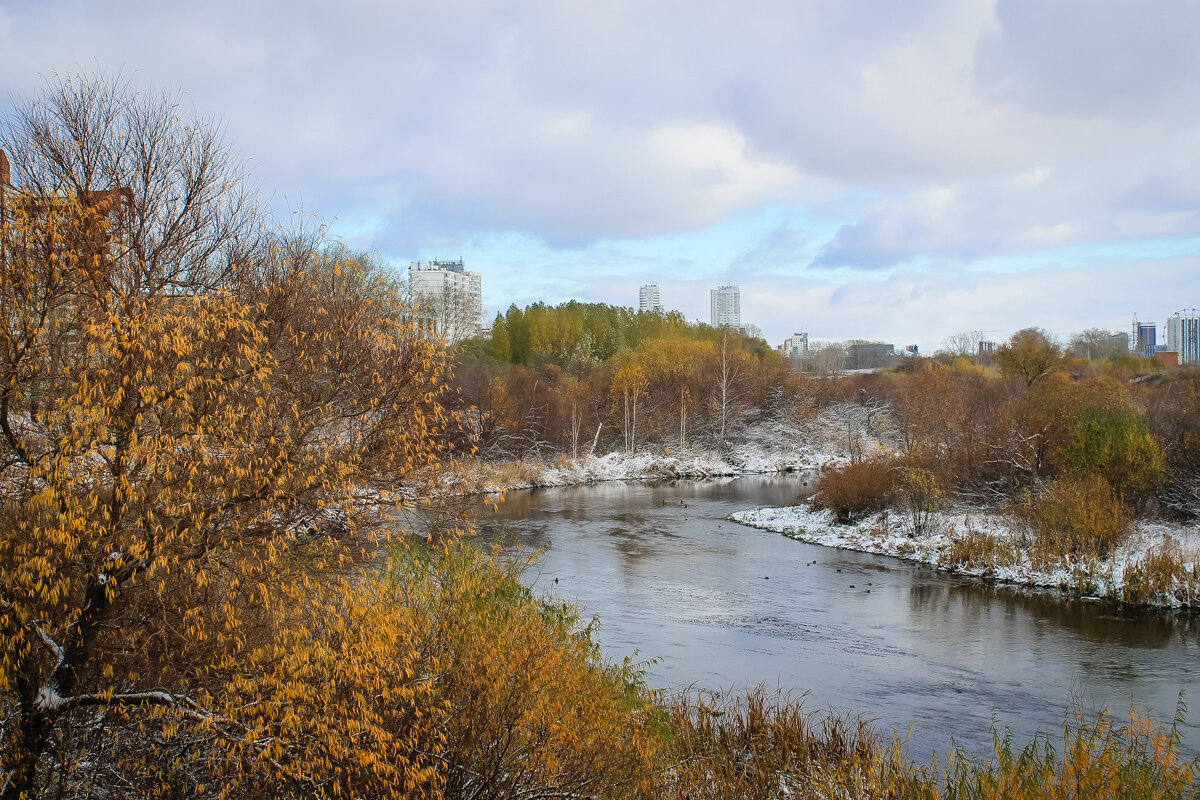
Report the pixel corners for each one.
[477,476,1200,761]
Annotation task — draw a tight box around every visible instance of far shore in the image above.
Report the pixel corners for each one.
[456,446,1200,612]
[733,504,1199,611]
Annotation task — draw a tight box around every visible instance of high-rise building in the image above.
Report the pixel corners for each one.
[780,332,809,358]
[710,284,741,328]
[1134,319,1157,359]
[1167,309,1200,365]
[638,284,662,313]
[409,258,483,343]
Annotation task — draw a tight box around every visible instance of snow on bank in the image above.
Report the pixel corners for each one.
[732,505,1200,609]
[470,399,886,492]
[472,445,823,493]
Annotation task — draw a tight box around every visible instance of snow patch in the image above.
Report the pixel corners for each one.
[732,505,1200,609]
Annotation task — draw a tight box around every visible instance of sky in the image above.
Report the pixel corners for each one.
[2,0,1198,352]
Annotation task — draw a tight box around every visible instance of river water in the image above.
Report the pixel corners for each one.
[475,473,1200,760]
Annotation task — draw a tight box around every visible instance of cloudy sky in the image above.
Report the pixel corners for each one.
[2,0,1197,350]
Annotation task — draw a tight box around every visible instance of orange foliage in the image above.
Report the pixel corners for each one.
[0,75,453,796]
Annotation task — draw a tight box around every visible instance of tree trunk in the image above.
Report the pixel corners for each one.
[3,696,53,800]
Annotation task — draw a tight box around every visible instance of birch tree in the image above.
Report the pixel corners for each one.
[712,334,750,456]
[610,365,648,454]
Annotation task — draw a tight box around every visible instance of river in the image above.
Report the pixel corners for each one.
[475,473,1200,760]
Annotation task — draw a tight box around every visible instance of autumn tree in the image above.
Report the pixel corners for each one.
[610,364,648,453]
[633,337,714,449]
[0,74,452,797]
[560,375,590,458]
[489,311,512,362]
[1060,406,1168,505]
[996,327,1063,388]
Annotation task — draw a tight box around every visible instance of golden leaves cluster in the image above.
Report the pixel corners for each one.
[0,178,454,794]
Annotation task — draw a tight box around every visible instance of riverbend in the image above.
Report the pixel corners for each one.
[477,474,1200,760]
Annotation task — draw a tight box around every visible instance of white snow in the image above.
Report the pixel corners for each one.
[463,399,1200,610]
[469,399,881,492]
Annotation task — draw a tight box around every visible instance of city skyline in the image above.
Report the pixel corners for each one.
[487,279,1189,356]
[2,3,1199,351]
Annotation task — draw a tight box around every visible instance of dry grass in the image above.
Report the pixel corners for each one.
[943,526,1021,571]
[656,689,1198,800]
[929,703,1198,800]
[456,457,550,492]
[1121,539,1200,607]
[657,687,923,799]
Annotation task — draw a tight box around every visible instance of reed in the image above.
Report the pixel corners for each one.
[655,689,1197,799]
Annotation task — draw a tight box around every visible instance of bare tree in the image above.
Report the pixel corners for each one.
[800,341,847,373]
[712,334,750,456]
[1068,328,1129,360]
[1,72,261,298]
[941,330,984,358]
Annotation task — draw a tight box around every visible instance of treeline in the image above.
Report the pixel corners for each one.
[450,302,787,457]
[859,328,1196,515]
[453,314,1200,527]
[808,330,1200,586]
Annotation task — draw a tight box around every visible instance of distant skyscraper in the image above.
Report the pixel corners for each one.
[780,332,809,358]
[639,284,662,313]
[710,285,741,328]
[409,258,483,343]
[1167,309,1200,364]
[1134,320,1157,359]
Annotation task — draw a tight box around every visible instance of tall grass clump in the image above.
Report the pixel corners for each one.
[900,466,947,537]
[657,687,924,799]
[944,526,1021,571]
[655,690,1197,799]
[1016,476,1130,565]
[931,703,1198,800]
[811,457,899,524]
[1121,541,1200,608]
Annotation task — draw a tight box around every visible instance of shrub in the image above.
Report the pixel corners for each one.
[419,542,662,800]
[1020,476,1130,563]
[1061,406,1169,505]
[900,466,947,536]
[208,540,661,799]
[811,457,899,524]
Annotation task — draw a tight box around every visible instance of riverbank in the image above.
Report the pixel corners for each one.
[458,401,885,492]
[460,446,818,493]
[733,503,1200,609]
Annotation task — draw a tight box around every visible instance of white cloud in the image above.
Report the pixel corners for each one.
[1,0,1197,342]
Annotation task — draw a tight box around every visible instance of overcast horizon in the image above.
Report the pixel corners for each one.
[2,1,1198,352]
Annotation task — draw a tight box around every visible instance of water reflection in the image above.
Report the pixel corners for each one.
[476,475,1200,760]
[910,578,1197,651]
